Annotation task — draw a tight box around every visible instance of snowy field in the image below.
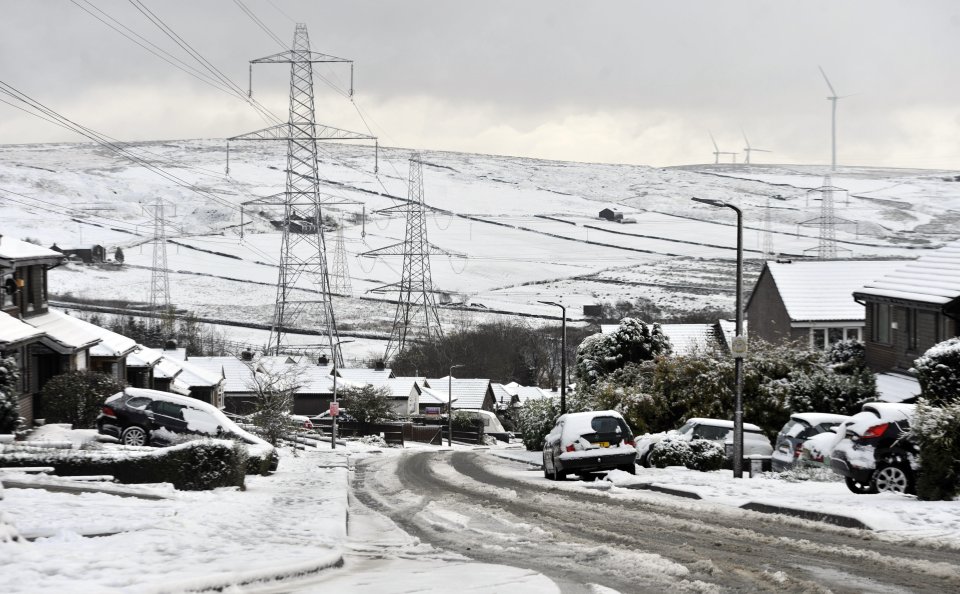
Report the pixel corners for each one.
[3,140,959,344]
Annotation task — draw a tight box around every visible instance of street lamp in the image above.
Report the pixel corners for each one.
[538,300,567,415]
[691,197,746,478]
[330,339,355,449]
[448,364,464,446]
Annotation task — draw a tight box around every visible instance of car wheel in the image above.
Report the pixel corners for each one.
[873,463,915,495]
[844,476,878,495]
[552,456,567,481]
[121,426,149,447]
[542,454,552,480]
[639,451,652,468]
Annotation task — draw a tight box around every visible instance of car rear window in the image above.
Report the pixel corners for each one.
[591,416,622,434]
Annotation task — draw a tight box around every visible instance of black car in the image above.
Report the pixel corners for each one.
[98,388,259,447]
[830,403,917,494]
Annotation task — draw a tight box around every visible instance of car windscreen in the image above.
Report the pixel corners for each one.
[693,425,730,441]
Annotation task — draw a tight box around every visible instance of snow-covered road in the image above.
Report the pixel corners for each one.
[352,450,960,593]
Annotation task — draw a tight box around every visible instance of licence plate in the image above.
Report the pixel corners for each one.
[594,442,610,448]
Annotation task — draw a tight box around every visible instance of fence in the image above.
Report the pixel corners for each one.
[312,420,483,446]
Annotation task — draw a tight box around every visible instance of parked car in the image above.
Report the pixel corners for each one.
[97,388,276,468]
[455,409,512,442]
[637,418,772,468]
[542,410,637,480]
[771,413,851,472]
[310,409,357,424]
[798,419,854,469]
[830,402,917,494]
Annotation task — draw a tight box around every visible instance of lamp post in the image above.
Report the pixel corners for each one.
[447,364,464,446]
[330,339,354,449]
[691,197,746,478]
[538,300,567,415]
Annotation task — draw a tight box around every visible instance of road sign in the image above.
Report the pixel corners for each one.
[731,335,748,358]
[329,402,339,417]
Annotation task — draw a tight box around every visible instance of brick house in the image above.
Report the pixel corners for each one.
[745,259,905,350]
[853,241,960,374]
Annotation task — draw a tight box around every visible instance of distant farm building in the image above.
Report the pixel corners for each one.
[598,208,623,222]
[49,243,106,264]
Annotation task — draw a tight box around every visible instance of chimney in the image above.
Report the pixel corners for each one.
[374,360,385,370]
[317,354,329,366]
[240,350,254,361]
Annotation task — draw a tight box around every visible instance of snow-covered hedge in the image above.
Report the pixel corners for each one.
[40,370,126,429]
[0,439,248,491]
[911,398,960,501]
[914,337,960,406]
[575,318,671,387]
[516,397,558,451]
[0,355,21,434]
[648,438,724,472]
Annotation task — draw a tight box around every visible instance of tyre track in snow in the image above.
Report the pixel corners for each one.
[355,451,960,593]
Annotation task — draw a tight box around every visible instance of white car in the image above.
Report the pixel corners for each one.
[542,410,637,480]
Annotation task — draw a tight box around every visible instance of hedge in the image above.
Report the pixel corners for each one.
[0,439,248,491]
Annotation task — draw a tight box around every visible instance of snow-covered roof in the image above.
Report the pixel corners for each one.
[762,260,907,322]
[491,383,513,406]
[378,377,420,399]
[0,311,44,346]
[127,345,162,368]
[159,355,222,388]
[187,356,257,393]
[515,385,550,403]
[425,377,491,409]
[335,367,394,384]
[0,236,63,264]
[256,358,338,394]
[855,240,960,305]
[26,310,101,353]
[419,386,458,406]
[875,372,921,403]
[63,315,137,358]
[160,347,188,361]
[659,323,719,356]
[153,356,183,380]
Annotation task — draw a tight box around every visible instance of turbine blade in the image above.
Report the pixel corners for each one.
[709,131,719,151]
[818,65,838,96]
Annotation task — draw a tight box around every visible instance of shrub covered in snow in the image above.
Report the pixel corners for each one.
[338,385,397,425]
[0,439,248,491]
[516,396,558,451]
[40,370,126,429]
[648,438,724,471]
[782,367,876,417]
[914,337,960,406]
[0,355,21,434]
[825,339,868,373]
[911,398,960,501]
[359,434,388,448]
[574,318,671,387]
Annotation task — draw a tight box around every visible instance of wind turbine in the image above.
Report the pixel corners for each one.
[709,131,738,164]
[818,66,849,171]
[742,130,771,165]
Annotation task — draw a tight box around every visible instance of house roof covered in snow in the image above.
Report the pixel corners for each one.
[160,355,222,388]
[854,241,960,306]
[491,383,513,406]
[757,260,907,322]
[26,310,101,353]
[514,385,550,403]
[187,356,257,393]
[334,367,394,384]
[153,356,182,380]
[425,377,491,409]
[0,311,44,346]
[378,377,420,399]
[418,386,458,406]
[659,323,719,356]
[0,236,63,265]
[127,345,162,368]
[65,315,137,358]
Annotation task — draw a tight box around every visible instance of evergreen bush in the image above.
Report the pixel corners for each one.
[911,399,960,501]
[686,439,725,472]
[41,371,126,428]
[516,397,558,451]
[914,337,960,406]
[648,438,691,468]
[0,356,21,434]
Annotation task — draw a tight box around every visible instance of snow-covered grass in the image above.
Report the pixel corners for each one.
[487,450,960,545]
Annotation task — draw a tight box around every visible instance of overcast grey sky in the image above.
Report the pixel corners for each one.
[2,1,959,168]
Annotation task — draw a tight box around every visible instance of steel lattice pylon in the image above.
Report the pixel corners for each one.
[148,198,172,329]
[362,155,450,362]
[329,222,352,296]
[229,24,375,364]
[800,174,854,260]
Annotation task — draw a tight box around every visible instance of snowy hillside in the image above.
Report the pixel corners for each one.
[1,139,958,355]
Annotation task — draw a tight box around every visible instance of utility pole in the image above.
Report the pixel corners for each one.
[361,154,455,362]
[228,23,375,365]
[538,300,567,415]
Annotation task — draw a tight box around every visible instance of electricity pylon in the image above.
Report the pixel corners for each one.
[361,155,455,362]
[147,198,173,331]
[228,23,375,365]
[329,221,352,296]
[800,174,853,260]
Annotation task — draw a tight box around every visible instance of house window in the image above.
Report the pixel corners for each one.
[875,303,891,344]
[828,327,844,346]
[811,328,826,349]
[844,327,861,341]
[907,309,918,352]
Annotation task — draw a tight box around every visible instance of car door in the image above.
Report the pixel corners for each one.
[146,400,188,443]
[543,419,564,471]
